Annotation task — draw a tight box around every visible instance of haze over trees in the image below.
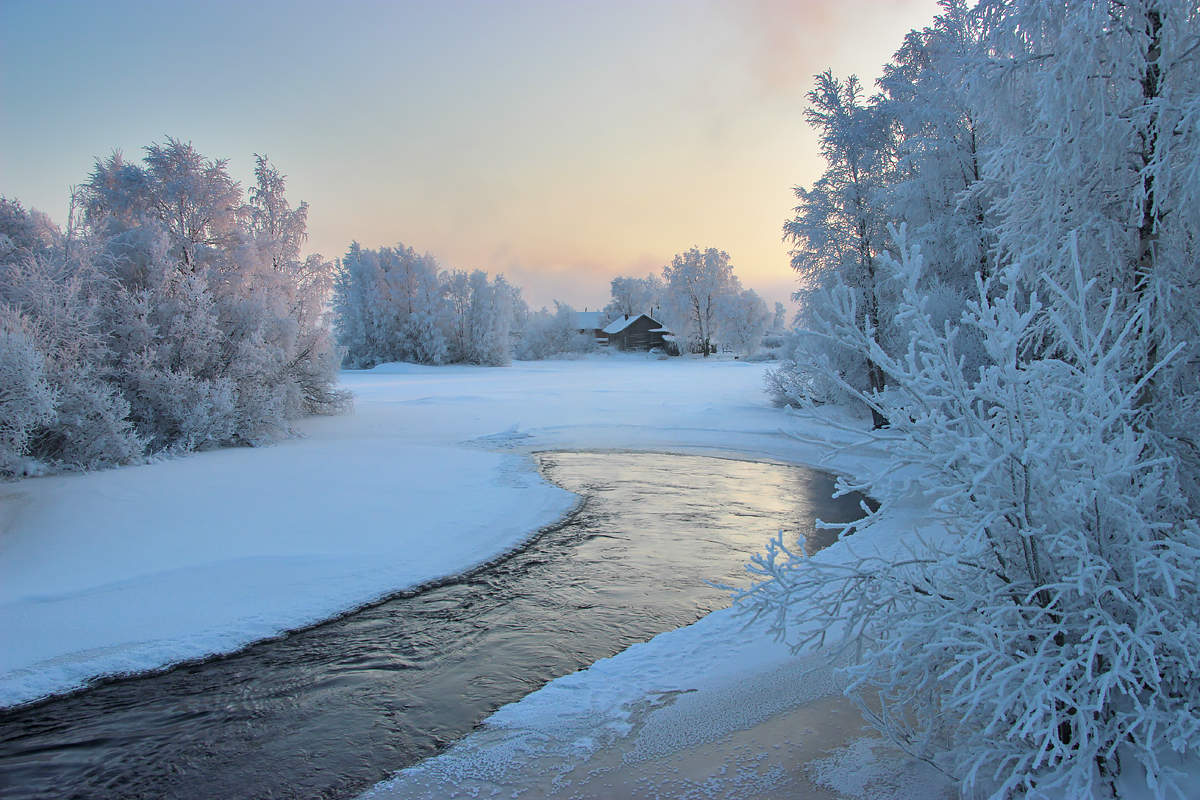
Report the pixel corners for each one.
[754,1,1200,797]
[514,302,596,360]
[0,140,345,477]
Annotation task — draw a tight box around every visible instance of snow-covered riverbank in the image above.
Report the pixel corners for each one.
[348,357,953,800]
[0,353,949,797]
[0,355,815,708]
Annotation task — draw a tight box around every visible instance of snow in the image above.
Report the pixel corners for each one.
[355,376,953,799]
[0,354,805,709]
[602,314,653,335]
[0,441,575,708]
[572,311,604,330]
[0,351,947,797]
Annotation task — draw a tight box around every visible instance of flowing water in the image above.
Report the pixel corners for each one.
[0,452,868,800]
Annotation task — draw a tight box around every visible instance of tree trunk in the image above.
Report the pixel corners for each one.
[1134,5,1162,410]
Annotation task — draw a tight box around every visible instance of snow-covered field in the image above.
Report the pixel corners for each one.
[0,354,813,707]
[0,352,946,797]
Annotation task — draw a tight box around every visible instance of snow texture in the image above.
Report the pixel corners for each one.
[357,361,950,799]
[1,355,809,708]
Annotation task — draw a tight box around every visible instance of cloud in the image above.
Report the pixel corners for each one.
[729,0,941,97]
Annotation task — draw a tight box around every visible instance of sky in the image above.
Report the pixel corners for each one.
[0,0,941,310]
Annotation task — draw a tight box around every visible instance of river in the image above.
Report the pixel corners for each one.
[0,451,867,800]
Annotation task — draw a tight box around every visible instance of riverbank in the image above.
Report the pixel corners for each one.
[0,354,822,708]
[356,359,955,799]
[0,353,948,797]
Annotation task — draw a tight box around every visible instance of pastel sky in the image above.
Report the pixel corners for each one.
[1,0,940,309]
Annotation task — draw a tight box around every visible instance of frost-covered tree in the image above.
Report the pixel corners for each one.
[751,0,1200,795]
[244,157,345,415]
[747,235,1200,799]
[878,0,993,292]
[0,204,142,473]
[0,140,344,476]
[605,274,663,319]
[83,141,346,448]
[85,139,243,273]
[721,288,771,356]
[783,72,894,423]
[516,302,595,360]
[660,247,739,356]
[0,198,60,267]
[974,0,1200,503]
[0,313,55,475]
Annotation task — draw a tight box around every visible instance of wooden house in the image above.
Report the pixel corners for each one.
[602,313,671,351]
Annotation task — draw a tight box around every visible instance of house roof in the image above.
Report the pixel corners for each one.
[574,311,605,330]
[602,313,660,335]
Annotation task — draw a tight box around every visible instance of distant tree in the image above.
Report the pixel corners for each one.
[516,302,595,360]
[660,247,739,356]
[334,250,519,368]
[721,288,771,356]
[605,274,663,319]
[771,301,787,332]
[464,270,514,366]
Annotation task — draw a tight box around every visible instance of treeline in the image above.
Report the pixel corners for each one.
[0,140,345,477]
[333,244,518,368]
[333,243,594,367]
[752,1,1200,797]
[333,243,777,366]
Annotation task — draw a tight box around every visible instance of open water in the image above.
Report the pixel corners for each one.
[0,452,868,800]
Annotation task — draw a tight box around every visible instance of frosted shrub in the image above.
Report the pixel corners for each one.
[742,239,1200,798]
[764,327,868,407]
[45,378,141,470]
[0,316,55,475]
[516,303,593,360]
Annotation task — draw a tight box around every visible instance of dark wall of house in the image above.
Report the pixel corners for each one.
[609,316,668,351]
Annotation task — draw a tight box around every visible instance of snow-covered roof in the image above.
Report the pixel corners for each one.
[574,311,605,330]
[603,314,645,334]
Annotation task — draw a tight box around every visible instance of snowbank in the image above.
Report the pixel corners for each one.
[0,355,791,708]
[357,376,954,799]
[2,353,951,796]
[0,442,574,708]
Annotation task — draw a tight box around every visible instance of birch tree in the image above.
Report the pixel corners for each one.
[784,72,893,424]
[661,246,738,356]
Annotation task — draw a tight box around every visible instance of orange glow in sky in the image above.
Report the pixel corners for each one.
[1,0,942,309]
